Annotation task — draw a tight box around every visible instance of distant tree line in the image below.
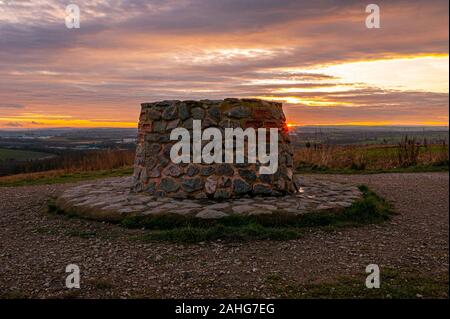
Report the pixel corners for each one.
[0,149,135,176]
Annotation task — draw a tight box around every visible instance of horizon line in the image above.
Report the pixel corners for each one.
[0,124,449,131]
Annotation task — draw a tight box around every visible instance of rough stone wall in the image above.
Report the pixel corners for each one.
[132,98,295,199]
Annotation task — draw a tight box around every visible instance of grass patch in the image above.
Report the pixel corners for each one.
[47,198,75,217]
[121,185,393,243]
[0,167,133,187]
[0,289,29,299]
[0,148,52,161]
[33,227,59,236]
[65,230,97,239]
[294,142,449,174]
[142,224,301,243]
[296,164,449,175]
[267,268,448,299]
[90,278,115,290]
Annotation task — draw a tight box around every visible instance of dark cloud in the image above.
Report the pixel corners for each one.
[4,122,23,127]
[0,103,25,108]
[283,90,449,124]
[0,0,448,126]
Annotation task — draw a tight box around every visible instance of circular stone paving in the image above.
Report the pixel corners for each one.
[55,176,362,221]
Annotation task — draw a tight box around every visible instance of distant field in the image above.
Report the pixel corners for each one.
[0,148,53,161]
[0,167,133,187]
[294,142,449,173]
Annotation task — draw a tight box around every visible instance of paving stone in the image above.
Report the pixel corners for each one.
[248,209,272,215]
[169,208,198,216]
[316,204,334,210]
[129,205,148,212]
[207,203,230,210]
[232,205,255,214]
[146,202,162,207]
[334,201,353,208]
[180,202,203,208]
[253,204,278,210]
[56,176,362,221]
[196,209,228,219]
[101,203,125,211]
[158,203,182,210]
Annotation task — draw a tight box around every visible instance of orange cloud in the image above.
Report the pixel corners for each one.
[0,0,448,128]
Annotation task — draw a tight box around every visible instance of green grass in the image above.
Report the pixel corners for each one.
[33,221,121,241]
[295,143,449,174]
[266,268,448,299]
[354,144,447,158]
[90,278,116,290]
[0,148,53,161]
[0,290,29,299]
[0,167,133,187]
[65,230,98,239]
[114,185,394,243]
[140,224,300,242]
[296,163,449,175]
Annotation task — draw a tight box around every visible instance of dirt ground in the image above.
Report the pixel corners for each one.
[0,172,448,298]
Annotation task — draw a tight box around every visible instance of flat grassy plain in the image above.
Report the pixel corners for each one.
[0,167,133,187]
[295,143,449,173]
[0,139,448,187]
[0,148,53,161]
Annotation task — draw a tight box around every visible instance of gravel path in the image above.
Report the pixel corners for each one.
[0,172,448,298]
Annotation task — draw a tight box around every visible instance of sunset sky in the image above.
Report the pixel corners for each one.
[0,0,448,129]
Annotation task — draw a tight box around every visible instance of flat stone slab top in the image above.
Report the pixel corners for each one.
[55,176,362,221]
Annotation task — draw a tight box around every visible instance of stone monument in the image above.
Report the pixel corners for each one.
[131,98,296,199]
[55,98,362,221]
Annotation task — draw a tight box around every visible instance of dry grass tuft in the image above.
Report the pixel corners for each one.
[295,140,448,172]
